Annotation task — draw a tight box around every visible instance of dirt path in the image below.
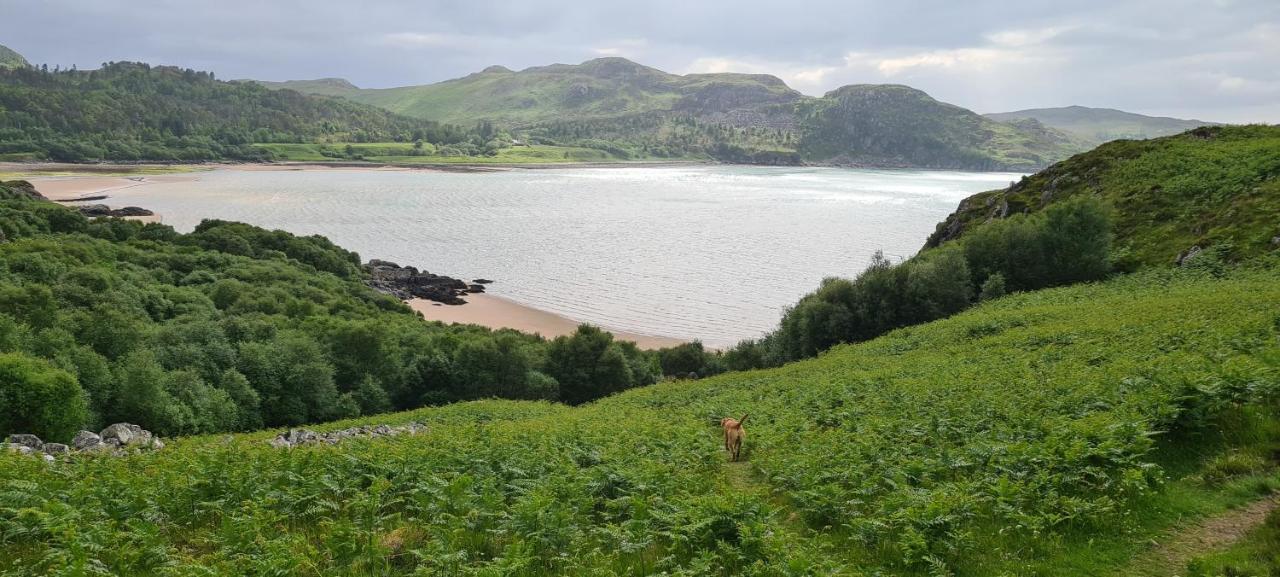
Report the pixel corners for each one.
[1123,493,1280,576]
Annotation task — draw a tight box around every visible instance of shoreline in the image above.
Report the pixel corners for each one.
[408,293,687,350]
[15,171,697,348]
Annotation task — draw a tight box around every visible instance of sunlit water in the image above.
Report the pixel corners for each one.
[110,166,1022,347]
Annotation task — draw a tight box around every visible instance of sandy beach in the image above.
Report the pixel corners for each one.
[409,293,687,350]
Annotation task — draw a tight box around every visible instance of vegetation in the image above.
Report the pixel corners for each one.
[797,84,1081,170]
[725,194,1111,369]
[927,124,1280,268]
[0,44,27,70]
[986,105,1217,147]
[260,57,1083,170]
[1,264,1277,575]
[0,180,694,439]
[0,62,475,162]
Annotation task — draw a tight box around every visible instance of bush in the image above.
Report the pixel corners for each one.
[0,352,89,441]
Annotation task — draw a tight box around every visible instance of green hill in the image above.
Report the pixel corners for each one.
[0,44,28,70]
[926,124,1280,267]
[0,62,475,162]
[259,58,1082,170]
[261,58,802,129]
[798,84,1081,170]
[986,105,1218,146]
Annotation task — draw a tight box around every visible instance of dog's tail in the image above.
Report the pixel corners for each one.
[738,414,749,424]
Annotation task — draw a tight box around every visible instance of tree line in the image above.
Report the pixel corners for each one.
[720,197,1113,369]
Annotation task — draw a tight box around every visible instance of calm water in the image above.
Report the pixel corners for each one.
[110,166,1022,347]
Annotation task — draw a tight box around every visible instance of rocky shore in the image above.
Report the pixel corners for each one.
[363,259,487,305]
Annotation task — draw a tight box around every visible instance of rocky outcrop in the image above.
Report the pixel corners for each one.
[363,259,479,305]
[77,204,155,218]
[3,423,163,461]
[267,422,427,448]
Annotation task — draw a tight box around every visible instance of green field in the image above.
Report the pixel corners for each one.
[252,142,682,164]
[4,266,1278,575]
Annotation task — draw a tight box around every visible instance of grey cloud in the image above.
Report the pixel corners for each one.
[0,0,1276,121]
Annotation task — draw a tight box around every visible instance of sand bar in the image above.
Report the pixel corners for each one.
[409,293,687,350]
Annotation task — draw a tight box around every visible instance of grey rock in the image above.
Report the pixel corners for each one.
[2,443,34,455]
[43,454,56,463]
[72,430,102,450]
[268,436,292,449]
[42,443,69,455]
[7,434,42,450]
[1271,235,1280,247]
[100,423,152,447]
[100,423,134,445]
[150,438,165,450]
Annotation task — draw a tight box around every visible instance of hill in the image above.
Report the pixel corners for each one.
[3,262,1277,574]
[798,84,1080,170]
[0,62,475,162]
[986,105,1217,146]
[260,57,1083,170]
[926,124,1280,267]
[0,44,28,69]
[261,57,802,129]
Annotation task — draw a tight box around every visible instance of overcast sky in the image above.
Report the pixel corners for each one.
[2,0,1277,122]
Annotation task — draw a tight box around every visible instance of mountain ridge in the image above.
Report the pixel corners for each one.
[257,57,1082,170]
[985,105,1217,146]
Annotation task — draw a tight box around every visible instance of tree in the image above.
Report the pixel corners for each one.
[0,352,89,441]
[544,325,634,404]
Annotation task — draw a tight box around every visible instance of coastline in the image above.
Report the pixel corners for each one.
[408,293,687,350]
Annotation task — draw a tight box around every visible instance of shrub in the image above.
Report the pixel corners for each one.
[0,352,89,440]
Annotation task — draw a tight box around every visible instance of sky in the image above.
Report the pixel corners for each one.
[2,0,1278,122]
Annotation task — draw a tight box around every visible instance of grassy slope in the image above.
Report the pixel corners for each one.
[0,44,27,70]
[3,267,1278,575]
[986,106,1217,147]
[927,124,1280,267]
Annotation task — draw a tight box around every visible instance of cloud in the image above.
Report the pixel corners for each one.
[0,0,1276,121]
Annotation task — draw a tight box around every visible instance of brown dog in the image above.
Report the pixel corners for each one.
[721,414,748,461]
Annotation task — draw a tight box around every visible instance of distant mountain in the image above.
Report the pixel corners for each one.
[260,57,1082,170]
[261,57,802,129]
[0,44,29,69]
[798,85,1080,170]
[927,124,1280,267]
[985,106,1217,146]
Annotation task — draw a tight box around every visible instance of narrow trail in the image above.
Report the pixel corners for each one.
[1122,492,1280,576]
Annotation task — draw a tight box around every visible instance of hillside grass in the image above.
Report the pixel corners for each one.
[3,266,1279,575]
[931,125,1280,267]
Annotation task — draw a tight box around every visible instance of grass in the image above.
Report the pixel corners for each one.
[0,164,210,180]
[1183,506,1280,576]
[933,125,1280,267]
[253,142,700,165]
[2,267,1279,575]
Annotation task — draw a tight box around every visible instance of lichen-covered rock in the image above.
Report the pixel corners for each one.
[7,434,43,450]
[72,430,102,450]
[2,443,34,455]
[100,423,153,447]
[267,422,427,448]
[42,443,70,455]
